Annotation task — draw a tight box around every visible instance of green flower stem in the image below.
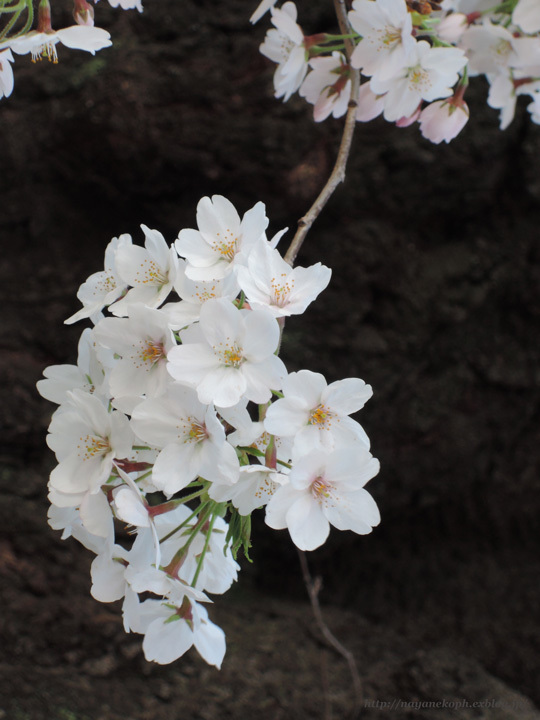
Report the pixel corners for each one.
[163,502,215,577]
[191,506,222,587]
[0,6,23,38]
[160,503,204,543]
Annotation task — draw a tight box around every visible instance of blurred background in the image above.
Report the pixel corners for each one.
[1,1,540,718]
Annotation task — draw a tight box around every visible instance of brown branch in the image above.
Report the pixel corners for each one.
[297,549,363,719]
[283,0,359,267]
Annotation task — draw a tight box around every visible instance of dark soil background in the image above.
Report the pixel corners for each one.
[1,1,540,718]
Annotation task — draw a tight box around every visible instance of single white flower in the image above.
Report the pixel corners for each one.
[264,369,372,454]
[93,305,176,400]
[37,328,108,405]
[209,463,288,515]
[176,195,269,282]
[260,2,308,101]
[168,298,287,408]
[47,390,133,498]
[163,259,240,330]
[348,0,416,81]
[462,21,540,77]
[130,385,239,495]
[140,599,226,667]
[236,238,331,317]
[0,49,14,99]
[371,40,467,122]
[111,225,178,315]
[265,445,380,551]
[65,234,132,324]
[9,25,111,63]
[300,53,352,122]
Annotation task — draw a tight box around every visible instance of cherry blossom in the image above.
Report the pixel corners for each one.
[235,238,331,317]
[176,195,269,282]
[264,369,372,454]
[168,298,286,408]
[65,234,132,324]
[348,0,416,82]
[370,41,467,122]
[0,49,14,100]
[259,2,308,101]
[419,97,469,143]
[299,53,352,122]
[93,305,176,401]
[8,26,111,63]
[130,385,239,495]
[111,225,178,315]
[265,445,380,551]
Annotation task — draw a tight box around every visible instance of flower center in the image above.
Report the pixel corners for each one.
[185,418,208,443]
[78,434,110,461]
[270,273,294,308]
[138,340,166,366]
[135,260,168,286]
[31,41,58,64]
[308,404,333,428]
[407,64,431,91]
[194,284,217,303]
[214,341,245,368]
[380,26,401,48]
[311,476,331,500]
[212,229,239,261]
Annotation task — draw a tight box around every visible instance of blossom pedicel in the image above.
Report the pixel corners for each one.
[38,195,381,666]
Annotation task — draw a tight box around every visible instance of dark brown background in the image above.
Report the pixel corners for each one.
[1,1,540,718]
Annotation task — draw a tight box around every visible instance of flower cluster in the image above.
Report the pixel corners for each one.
[0,0,142,101]
[254,0,540,142]
[38,195,380,667]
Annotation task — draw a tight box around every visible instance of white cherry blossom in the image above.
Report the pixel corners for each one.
[111,225,178,315]
[235,238,331,317]
[209,463,288,515]
[8,25,111,63]
[47,390,133,497]
[65,234,132,324]
[264,369,372,453]
[37,327,109,405]
[370,41,467,122]
[265,445,380,551]
[259,2,308,101]
[300,52,352,122]
[348,0,416,81]
[93,305,175,400]
[0,49,14,100]
[130,385,239,495]
[176,195,269,282]
[168,298,286,408]
[140,599,226,667]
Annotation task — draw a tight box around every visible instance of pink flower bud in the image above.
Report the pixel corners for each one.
[419,98,469,144]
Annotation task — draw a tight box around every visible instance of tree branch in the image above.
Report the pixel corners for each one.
[297,549,363,719]
[283,0,359,267]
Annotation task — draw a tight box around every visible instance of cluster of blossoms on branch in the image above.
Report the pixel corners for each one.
[37,196,381,667]
[0,0,141,101]
[253,0,540,143]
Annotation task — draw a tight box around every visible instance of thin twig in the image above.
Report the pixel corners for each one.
[283,0,359,267]
[297,549,363,719]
